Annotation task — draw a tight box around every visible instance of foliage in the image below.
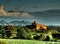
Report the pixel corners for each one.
[0,25,60,41]
[2,25,17,38]
[0,41,7,44]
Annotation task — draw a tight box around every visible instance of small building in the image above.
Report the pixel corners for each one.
[32,21,47,30]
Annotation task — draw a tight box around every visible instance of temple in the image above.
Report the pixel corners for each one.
[26,21,47,30]
[32,21,47,30]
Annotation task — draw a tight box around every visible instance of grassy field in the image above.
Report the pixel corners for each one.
[0,39,60,44]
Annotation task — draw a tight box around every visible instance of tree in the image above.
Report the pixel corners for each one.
[3,25,17,38]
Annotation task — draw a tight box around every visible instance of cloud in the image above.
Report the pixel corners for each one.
[2,10,34,18]
[0,5,34,18]
[0,10,7,16]
[20,12,34,18]
[0,6,7,16]
[8,11,34,18]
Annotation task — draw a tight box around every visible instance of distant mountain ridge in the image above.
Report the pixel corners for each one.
[0,20,32,26]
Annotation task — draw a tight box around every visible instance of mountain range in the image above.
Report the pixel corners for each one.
[0,20,32,26]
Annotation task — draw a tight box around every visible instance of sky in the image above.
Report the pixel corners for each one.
[0,0,60,25]
[0,0,60,11]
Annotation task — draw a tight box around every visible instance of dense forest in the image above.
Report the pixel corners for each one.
[0,25,60,41]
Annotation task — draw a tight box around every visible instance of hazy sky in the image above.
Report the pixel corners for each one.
[0,0,60,25]
[0,0,60,11]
